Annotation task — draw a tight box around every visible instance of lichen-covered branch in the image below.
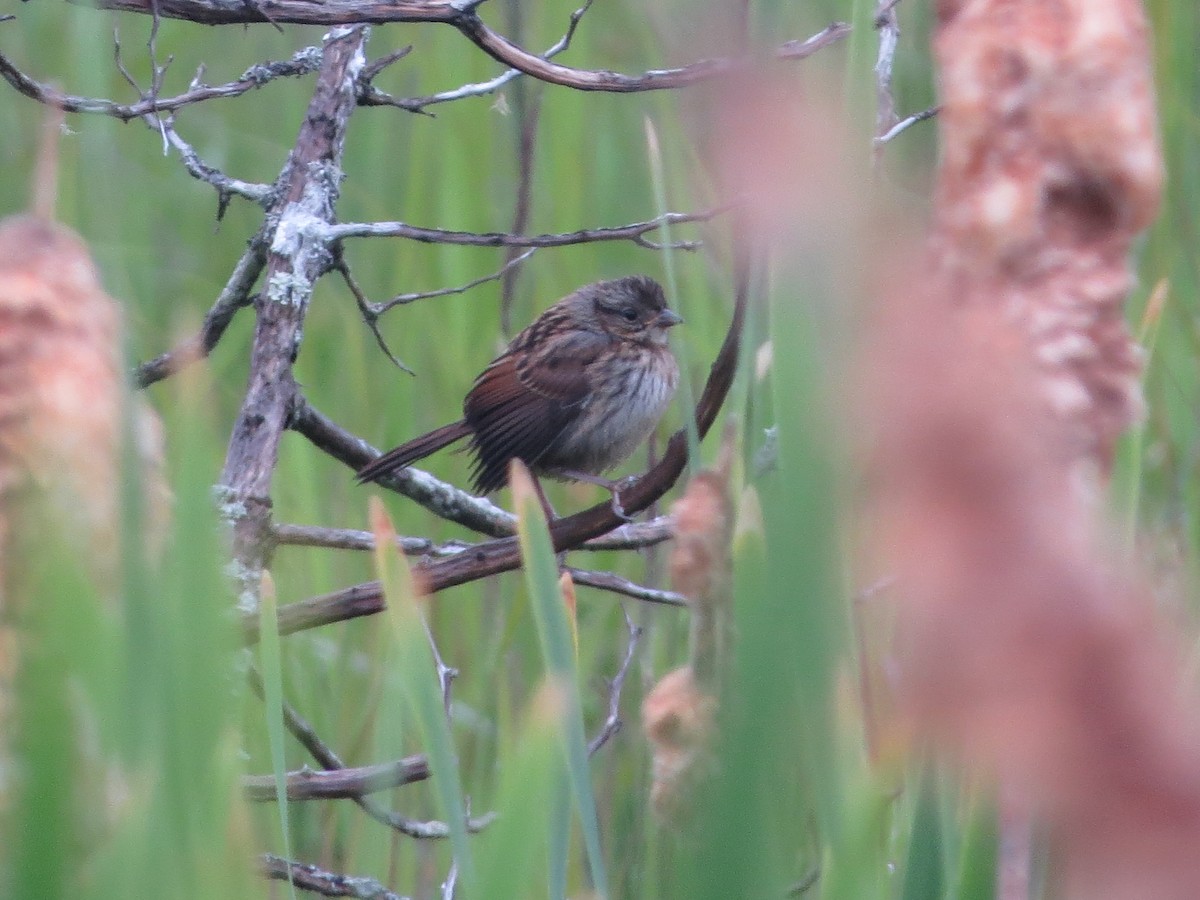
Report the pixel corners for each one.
[218,26,367,611]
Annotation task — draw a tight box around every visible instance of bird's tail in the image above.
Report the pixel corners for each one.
[355,420,471,484]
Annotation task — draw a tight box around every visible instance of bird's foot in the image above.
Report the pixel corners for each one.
[608,476,640,523]
[556,470,640,522]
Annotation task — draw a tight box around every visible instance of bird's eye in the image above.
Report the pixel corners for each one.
[620,307,638,323]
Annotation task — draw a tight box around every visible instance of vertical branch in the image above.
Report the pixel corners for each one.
[498,0,541,337]
[873,0,900,142]
[218,26,368,609]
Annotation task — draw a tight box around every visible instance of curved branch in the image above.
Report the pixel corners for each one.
[81,0,848,95]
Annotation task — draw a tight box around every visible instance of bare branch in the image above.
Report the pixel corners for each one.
[270,520,669,555]
[588,612,644,755]
[241,581,387,644]
[134,236,267,387]
[219,26,367,613]
[246,668,493,840]
[158,117,274,207]
[261,854,412,900]
[244,756,429,801]
[360,44,414,82]
[873,0,900,140]
[0,44,321,121]
[241,562,685,644]
[80,0,849,95]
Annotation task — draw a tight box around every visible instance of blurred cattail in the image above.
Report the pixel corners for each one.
[0,214,128,590]
[0,111,166,604]
[0,114,167,815]
[862,2,1197,897]
[643,433,734,820]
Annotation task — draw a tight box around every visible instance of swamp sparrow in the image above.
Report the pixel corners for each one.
[356,275,682,515]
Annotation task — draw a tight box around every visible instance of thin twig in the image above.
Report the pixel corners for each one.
[576,516,674,551]
[874,104,939,145]
[371,249,536,315]
[134,237,267,387]
[387,0,595,113]
[158,116,274,209]
[334,256,415,374]
[778,21,853,60]
[568,567,687,608]
[439,862,458,900]
[588,611,644,755]
[328,206,728,248]
[0,44,321,122]
[421,618,459,719]
[360,44,414,83]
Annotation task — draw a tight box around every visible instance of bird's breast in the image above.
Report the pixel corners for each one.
[548,346,679,475]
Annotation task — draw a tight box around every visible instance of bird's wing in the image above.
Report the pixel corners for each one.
[463,330,607,493]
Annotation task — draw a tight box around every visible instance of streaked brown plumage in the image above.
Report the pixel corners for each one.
[356,275,681,497]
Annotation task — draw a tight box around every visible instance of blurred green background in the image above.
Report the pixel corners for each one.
[1,0,1195,897]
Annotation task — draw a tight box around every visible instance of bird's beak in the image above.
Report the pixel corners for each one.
[657,309,684,328]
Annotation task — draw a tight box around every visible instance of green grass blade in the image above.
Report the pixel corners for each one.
[645,117,700,473]
[901,763,946,900]
[370,497,476,895]
[511,462,609,899]
[952,795,998,900]
[258,573,299,900]
[476,682,564,899]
